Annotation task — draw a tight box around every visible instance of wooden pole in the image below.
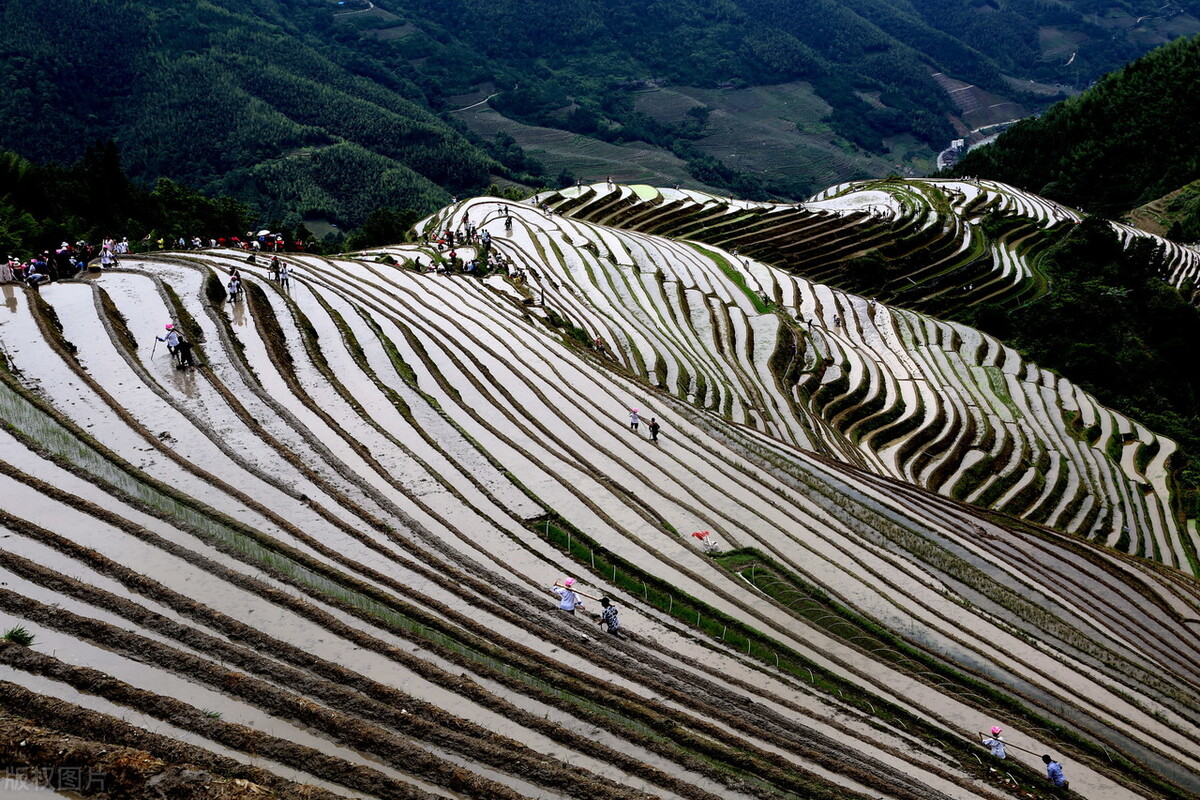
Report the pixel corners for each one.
[966,731,1044,757]
[554,582,601,602]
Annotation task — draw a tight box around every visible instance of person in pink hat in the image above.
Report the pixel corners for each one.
[551,577,585,614]
[628,407,640,431]
[156,323,181,362]
[979,726,1007,759]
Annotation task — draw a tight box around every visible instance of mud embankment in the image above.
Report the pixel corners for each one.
[0,702,348,800]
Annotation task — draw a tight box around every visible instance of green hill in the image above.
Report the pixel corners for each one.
[4,0,1199,230]
[0,0,488,229]
[950,34,1200,215]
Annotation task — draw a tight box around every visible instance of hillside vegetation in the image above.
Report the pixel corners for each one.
[1,186,1198,800]
[3,0,1199,227]
[0,0,486,227]
[950,34,1200,215]
[0,145,257,256]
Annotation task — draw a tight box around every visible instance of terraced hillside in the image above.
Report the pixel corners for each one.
[513,190,1190,568]
[538,180,1200,316]
[1,195,1199,800]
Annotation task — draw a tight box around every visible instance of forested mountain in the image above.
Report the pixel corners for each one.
[3,0,1198,232]
[0,0,486,232]
[951,33,1200,216]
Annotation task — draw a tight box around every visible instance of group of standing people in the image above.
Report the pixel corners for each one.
[268,255,292,288]
[229,257,295,303]
[150,233,308,253]
[2,240,115,286]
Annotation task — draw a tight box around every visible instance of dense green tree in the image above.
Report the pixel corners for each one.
[950,35,1200,213]
[1164,184,1200,245]
[344,207,421,249]
[0,147,253,255]
[0,196,40,258]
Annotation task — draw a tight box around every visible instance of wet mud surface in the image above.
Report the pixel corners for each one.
[1,204,1198,800]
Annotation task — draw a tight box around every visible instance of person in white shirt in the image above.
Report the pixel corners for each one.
[980,726,1006,759]
[551,578,585,614]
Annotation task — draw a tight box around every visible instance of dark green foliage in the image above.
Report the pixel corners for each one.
[0,146,253,256]
[0,0,487,229]
[482,133,546,181]
[231,143,450,229]
[410,0,1172,160]
[672,142,771,200]
[543,309,594,348]
[0,0,1185,221]
[3,626,35,647]
[0,196,40,258]
[150,178,255,241]
[1164,183,1200,244]
[345,207,422,250]
[205,272,228,305]
[951,35,1200,214]
[964,218,1200,512]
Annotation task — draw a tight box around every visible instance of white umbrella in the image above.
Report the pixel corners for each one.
[257,229,271,236]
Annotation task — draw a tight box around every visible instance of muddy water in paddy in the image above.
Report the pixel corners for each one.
[292,293,1132,724]
[45,284,345,533]
[0,456,295,614]
[0,545,224,652]
[304,279,538,518]
[0,541,596,798]
[4,625,353,751]
[4,229,1196,800]
[283,283,533,544]
[0,461,682,794]
[190,289,495,565]
[0,668,380,799]
[361,300,946,667]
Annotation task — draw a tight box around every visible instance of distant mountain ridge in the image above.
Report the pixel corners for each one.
[3,0,1198,229]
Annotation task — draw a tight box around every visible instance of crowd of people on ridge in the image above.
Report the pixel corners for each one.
[1,239,122,286]
[2,231,313,289]
[412,208,524,278]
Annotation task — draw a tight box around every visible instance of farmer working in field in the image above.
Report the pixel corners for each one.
[595,597,622,637]
[551,578,585,614]
[980,727,1006,759]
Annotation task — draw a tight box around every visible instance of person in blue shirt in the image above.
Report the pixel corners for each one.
[1042,754,1068,790]
[595,597,622,637]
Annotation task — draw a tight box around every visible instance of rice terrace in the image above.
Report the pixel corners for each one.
[2,179,1200,800]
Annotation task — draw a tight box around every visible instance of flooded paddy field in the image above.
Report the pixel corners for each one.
[1,184,1198,799]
